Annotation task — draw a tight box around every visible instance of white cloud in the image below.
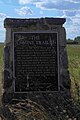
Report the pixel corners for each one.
[63,10,77,17]
[15,7,33,16]
[1,0,19,5]
[19,0,80,11]
[36,1,80,10]
[64,0,80,3]
[0,13,7,28]
[63,11,80,39]
[19,0,43,5]
[0,13,6,20]
[0,12,7,42]
[64,11,80,26]
[19,0,31,4]
[65,23,80,39]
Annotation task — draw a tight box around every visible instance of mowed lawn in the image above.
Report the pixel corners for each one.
[0,44,80,100]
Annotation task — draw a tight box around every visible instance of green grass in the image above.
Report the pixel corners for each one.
[0,43,4,80]
[67,45,80,101]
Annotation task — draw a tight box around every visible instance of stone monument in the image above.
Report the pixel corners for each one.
[1,17,80,120]
[3,17,71,101]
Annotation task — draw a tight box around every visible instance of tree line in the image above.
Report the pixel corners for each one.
[67,36,80,44]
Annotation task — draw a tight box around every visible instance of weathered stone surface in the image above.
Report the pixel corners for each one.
[4,18,66,28]
[3,17,71,101]
[60,69,71,91]
[59,27,67,47]
[5,28,11,44]
[60,47,68,69]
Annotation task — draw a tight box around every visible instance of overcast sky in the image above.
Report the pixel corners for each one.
[0,0,80,42]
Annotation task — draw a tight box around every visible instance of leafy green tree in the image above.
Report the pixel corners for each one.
[74,36,80,42]
[67,38,77,44]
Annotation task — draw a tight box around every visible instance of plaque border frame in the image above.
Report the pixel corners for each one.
[13,31,60,93]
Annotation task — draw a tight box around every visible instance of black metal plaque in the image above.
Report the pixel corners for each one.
[13,32,58,92]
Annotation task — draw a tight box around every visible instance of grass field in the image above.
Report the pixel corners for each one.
[0,44,80,101]
[67,45,80,101]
